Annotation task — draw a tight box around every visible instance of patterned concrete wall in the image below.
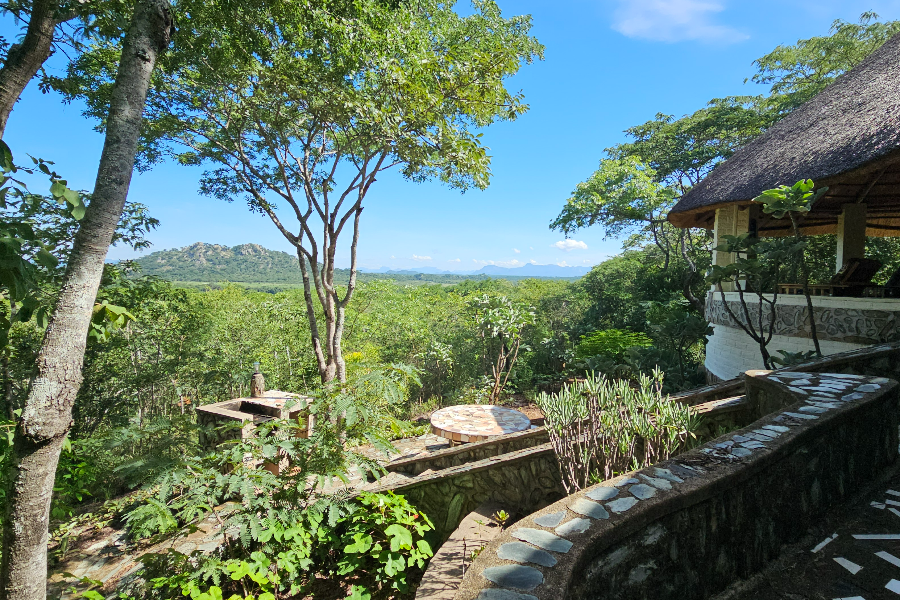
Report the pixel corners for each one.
[704,292,900,380]
[453,372,899,600]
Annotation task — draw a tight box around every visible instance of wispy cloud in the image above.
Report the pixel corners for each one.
[448,258,461,263]
[553,239,588,252]
[411,254,432,261]
[513,248,521,254]
[611,0,748,43]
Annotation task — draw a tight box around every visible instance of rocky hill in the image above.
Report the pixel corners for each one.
[133,243,306,284]
[131,243,587,288]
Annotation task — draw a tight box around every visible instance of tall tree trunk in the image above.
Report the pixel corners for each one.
[0,0,60,137]
[0,3,171,598]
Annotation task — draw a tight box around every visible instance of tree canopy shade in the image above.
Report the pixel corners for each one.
[63,0,543,383]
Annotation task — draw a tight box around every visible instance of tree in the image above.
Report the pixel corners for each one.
[0,2,172,598]
[706,233,800,370]
[0,0,135,137]
[752,179,829,357]
[0,0,70,135]
[553,12,900,318]
[551,99,767,313]
[471,294,534,403]
[65,0,542,384]
[752,12,900,116]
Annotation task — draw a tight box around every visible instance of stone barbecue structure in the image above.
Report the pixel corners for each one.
[195,368,312,450]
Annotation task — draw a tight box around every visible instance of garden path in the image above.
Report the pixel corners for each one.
[720,468,900,600]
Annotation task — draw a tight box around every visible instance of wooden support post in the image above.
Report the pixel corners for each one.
[836,204,867,272]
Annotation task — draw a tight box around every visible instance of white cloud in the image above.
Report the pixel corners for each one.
[390,255,395,259]
[448,258,461,263]
[513,248,521,254]
[529,246,534,250]
[411,254,432,261]
[529,259,537,265]
[557,260,570,267]
[611,0,748,43]
[552,239,589,252]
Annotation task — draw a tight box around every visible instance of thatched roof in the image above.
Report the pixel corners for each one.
[668,31,900,235]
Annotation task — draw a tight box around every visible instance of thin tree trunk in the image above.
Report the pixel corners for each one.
[0,3,171,598]
[789,213,822,356]
[0,0,65,137]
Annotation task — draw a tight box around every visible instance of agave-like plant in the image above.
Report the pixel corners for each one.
[536,368,702,493]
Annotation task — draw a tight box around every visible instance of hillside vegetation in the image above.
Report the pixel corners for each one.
[131,242,579,288]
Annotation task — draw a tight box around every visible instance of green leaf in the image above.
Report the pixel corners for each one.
[50,180,66,197]
[384,524,413,551]
[347,585,371,600]
[63,188,81,206]
[35,248,59,269]
[71,203,86,221]
[0,141,13,172]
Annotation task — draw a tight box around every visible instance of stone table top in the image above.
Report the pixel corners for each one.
[430,404,532,443]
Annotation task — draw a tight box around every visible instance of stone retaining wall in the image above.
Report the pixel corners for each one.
[388,428,550,476]
[453,371,899,600]
[372,445,566,541]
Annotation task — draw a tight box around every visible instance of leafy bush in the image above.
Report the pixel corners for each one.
[536,369,701,493]
[575,329,652,361]
[129,371,434,599]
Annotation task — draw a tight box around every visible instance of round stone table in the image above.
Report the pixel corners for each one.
[430,405,532,445]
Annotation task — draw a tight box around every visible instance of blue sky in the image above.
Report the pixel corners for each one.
[4,0,900,270]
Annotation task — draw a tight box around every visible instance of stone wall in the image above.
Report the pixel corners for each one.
[388,428,550,476]
[453,371,899,600]
[386,344,900,553]
[372,445,566,542]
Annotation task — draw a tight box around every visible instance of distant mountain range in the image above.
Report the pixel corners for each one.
[130,243,589,286]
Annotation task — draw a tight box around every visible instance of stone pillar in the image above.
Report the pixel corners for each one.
[251,362,265,397]
[712,204,752,292]
[836,203,867,272]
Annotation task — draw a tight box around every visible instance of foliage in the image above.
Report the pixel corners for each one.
[129,413,432,599]
[470,294,535,403]
[706,233,799,369]
[753,179,829,357]
[536,369,701,493]
[574,329,652,361]
[752,12,900,115]
[63,0,543,385]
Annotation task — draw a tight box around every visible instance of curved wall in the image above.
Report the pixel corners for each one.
[454,371,899,600]
[704,292,900,381]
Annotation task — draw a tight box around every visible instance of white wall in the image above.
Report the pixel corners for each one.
[705,323,866,381]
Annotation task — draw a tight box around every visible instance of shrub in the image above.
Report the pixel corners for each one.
[574,329,652,361]
[536,369,701,494]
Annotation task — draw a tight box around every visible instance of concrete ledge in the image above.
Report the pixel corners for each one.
[388,428,550,475]
[453,372,899,600]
